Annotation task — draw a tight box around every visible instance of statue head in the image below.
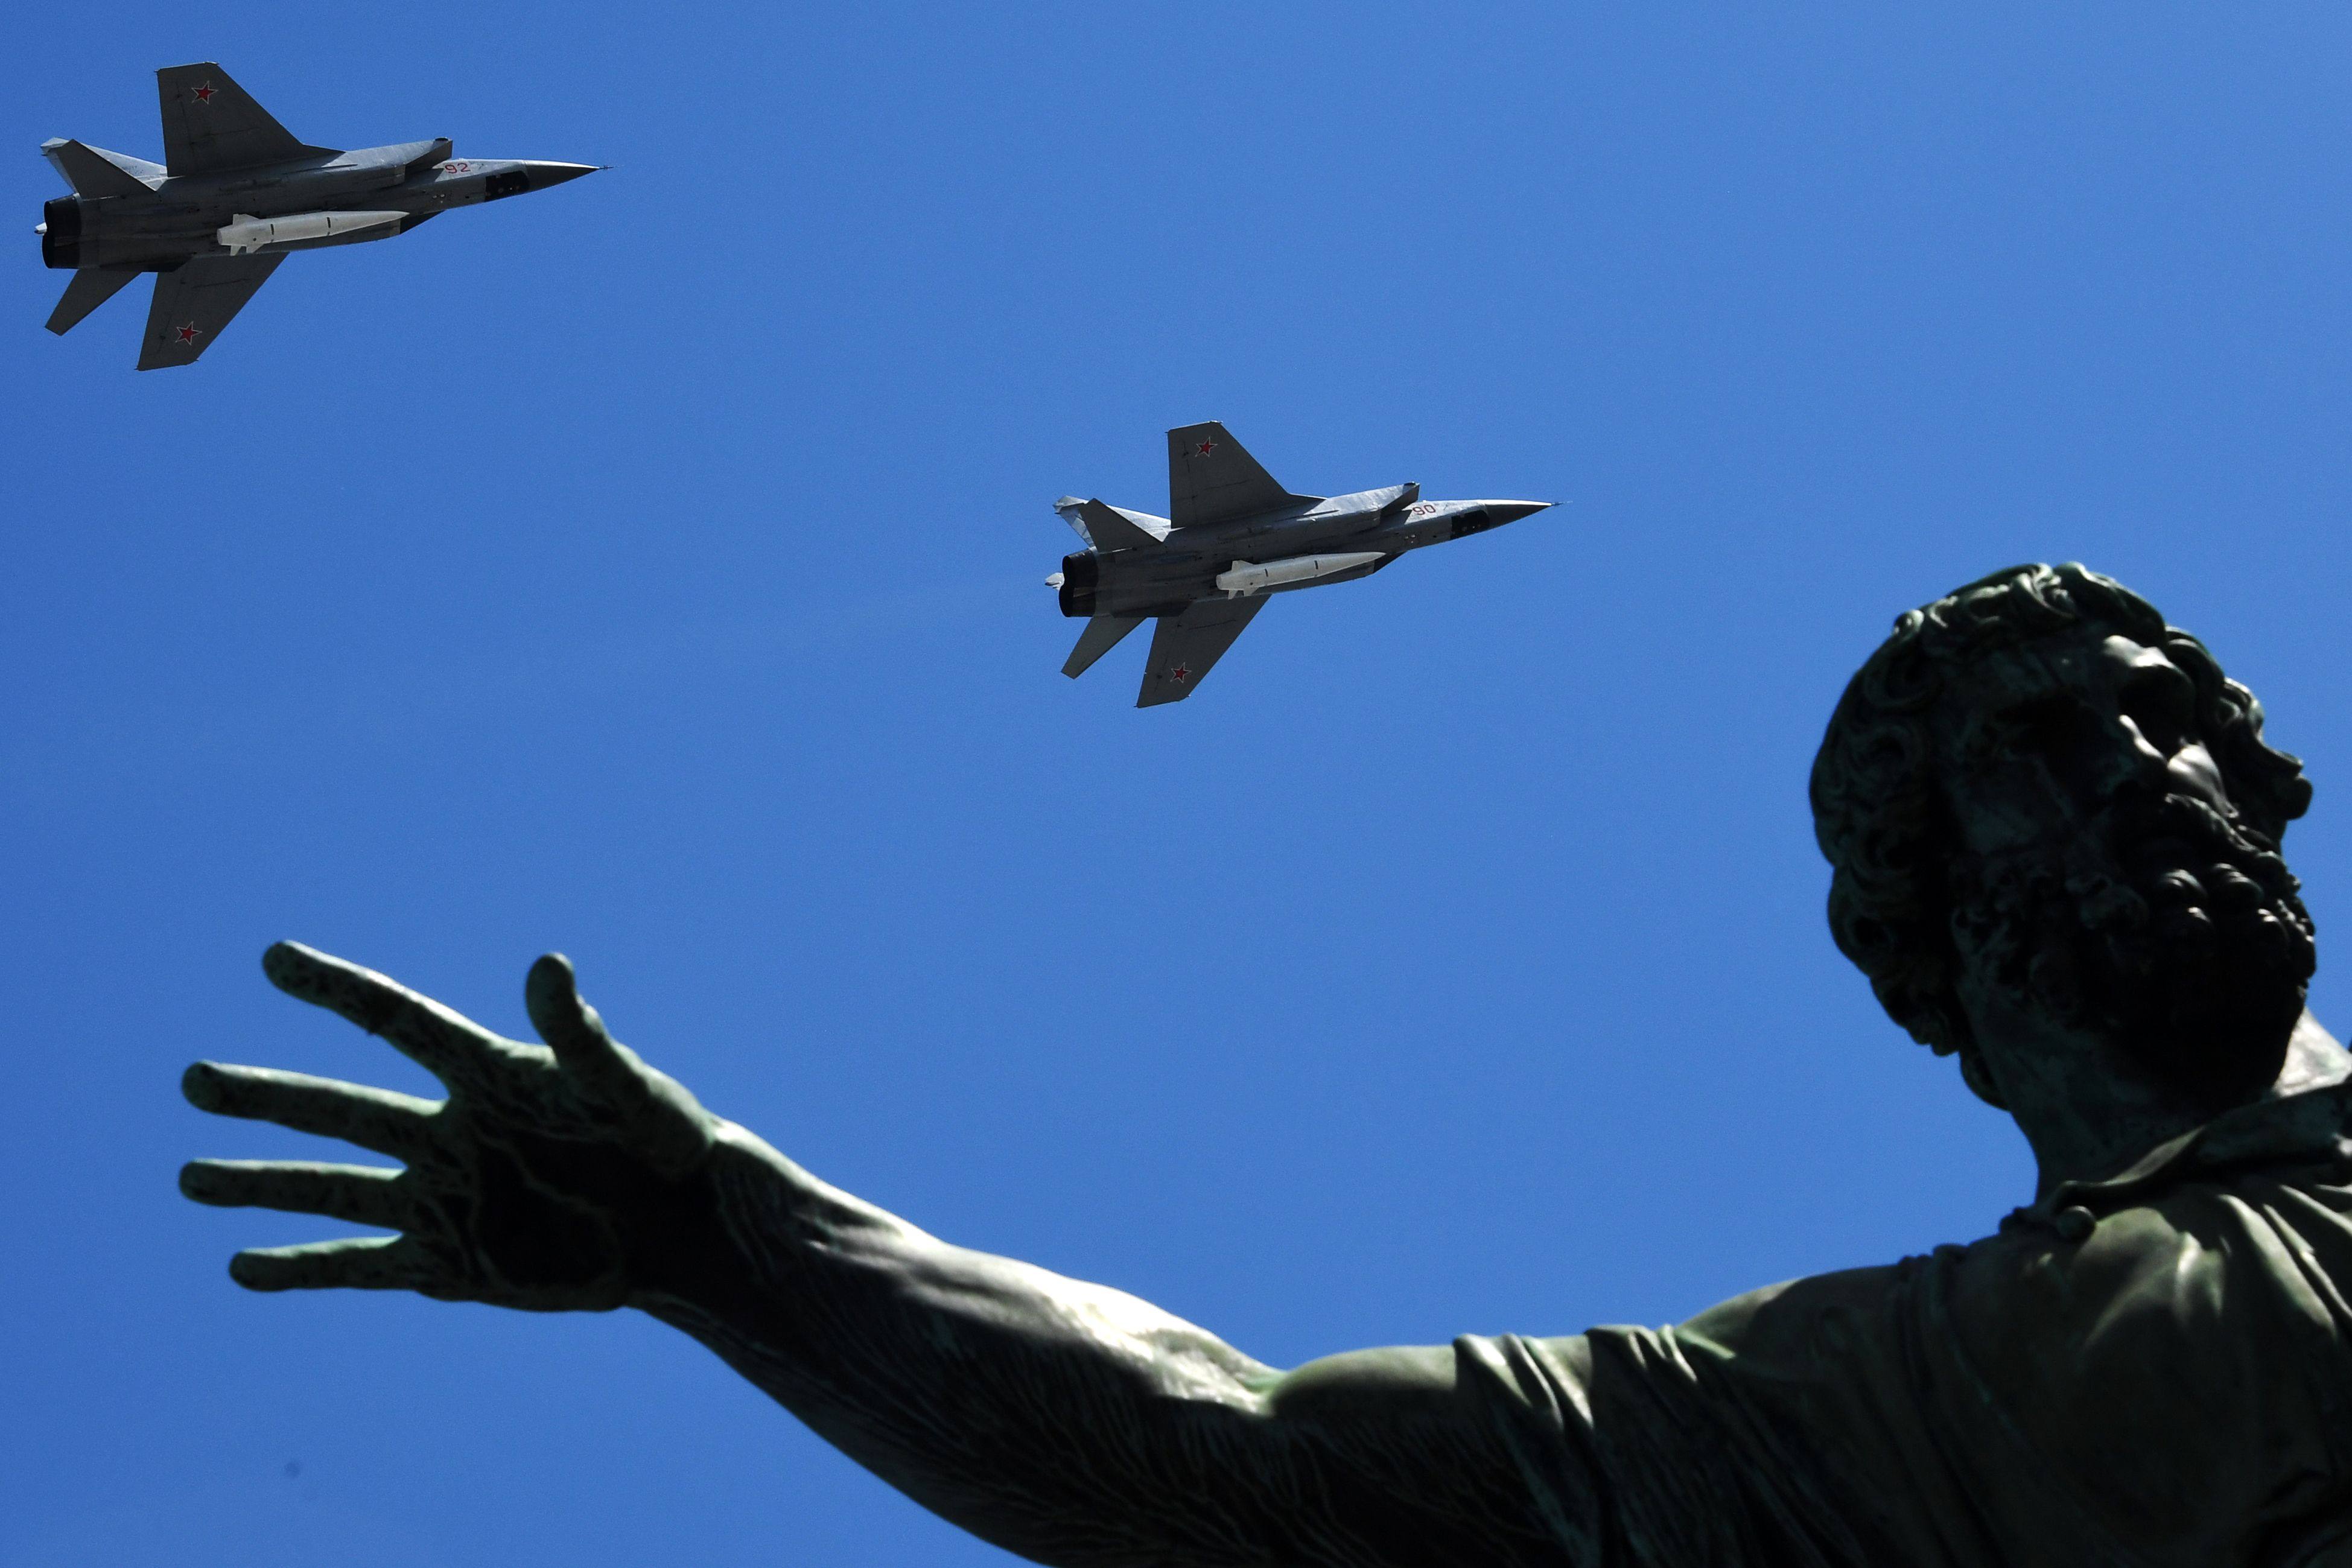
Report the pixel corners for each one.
[1812,564,2316,1113]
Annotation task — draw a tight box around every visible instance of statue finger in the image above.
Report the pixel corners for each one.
[182,1061,439,1161]
[262,941,513,1086]
[525,953,636,1099]
[227,1235,438,1293]
[181,1159,417,1231]
[526,953,713,1179]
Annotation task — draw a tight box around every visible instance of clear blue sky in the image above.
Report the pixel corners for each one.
[8,6,2352,1563]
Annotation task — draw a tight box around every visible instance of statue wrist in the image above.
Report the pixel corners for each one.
[621,1122,810,1320]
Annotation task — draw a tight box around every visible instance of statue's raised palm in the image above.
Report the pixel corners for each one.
[182,942,717,1312]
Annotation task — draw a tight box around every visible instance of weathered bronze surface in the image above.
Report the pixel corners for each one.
[183,564,2352,1564]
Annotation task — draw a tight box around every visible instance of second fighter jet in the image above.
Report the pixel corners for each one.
[1049,423,1551,706]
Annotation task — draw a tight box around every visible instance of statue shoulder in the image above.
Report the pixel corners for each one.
[1947,1173,2352,1555]
[1671,1258,1918,1365]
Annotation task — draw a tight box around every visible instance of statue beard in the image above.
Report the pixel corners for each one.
[1949,792,2316,1109]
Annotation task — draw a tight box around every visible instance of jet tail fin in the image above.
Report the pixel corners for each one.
[1070,498,1162,552]
[40,138,155,197]
[1055,497,1170,551]
[46,266,141,335]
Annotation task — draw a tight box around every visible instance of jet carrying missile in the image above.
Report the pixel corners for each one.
[37,62,601,367]
[1050,421,1553,705]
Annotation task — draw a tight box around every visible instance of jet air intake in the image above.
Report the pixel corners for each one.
[217,209,406,255]
[402,139,456,176]
[1216,552,1385,598]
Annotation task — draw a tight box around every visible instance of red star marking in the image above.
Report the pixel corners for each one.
[192,81,217,103]
[1195,440,1216,457]
[174,321,203,344]
[1168,664,1192,685]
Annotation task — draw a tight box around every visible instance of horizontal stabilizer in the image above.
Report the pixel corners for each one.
[46,267,140,335]
[1063,615,1142,678]
[40,139,153,197]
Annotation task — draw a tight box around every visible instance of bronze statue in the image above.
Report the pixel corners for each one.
[182,563,2352,1564]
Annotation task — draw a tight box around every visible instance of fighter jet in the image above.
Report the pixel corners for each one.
[1049,423,1551,706]
[37,63,599,369]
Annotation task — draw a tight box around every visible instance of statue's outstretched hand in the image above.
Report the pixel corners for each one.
[182,942,719,1311]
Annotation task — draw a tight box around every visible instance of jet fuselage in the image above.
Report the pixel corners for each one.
[1057,486,1547,621]
[40,144,596,271]
[1052,421,1549,705]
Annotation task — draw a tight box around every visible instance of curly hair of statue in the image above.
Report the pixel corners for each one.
[1808,562,2312,1060]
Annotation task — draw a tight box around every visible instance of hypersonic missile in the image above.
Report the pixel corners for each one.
[1214,552,1387,598]
[217,209,405,255]
[1050,422,1553,705]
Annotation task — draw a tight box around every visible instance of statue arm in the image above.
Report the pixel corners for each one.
[182,945,1592,1568]
[640,1125,1582,1566]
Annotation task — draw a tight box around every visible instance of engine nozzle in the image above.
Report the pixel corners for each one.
[1057,551,1099,617]
[39,198,83,269]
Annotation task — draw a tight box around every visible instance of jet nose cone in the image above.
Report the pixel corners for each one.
[524,161,602,189]
[1481,501,1553,526]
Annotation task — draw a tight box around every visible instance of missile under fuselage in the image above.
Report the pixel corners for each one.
[1215,552,1387,597]
[217,209,404,255]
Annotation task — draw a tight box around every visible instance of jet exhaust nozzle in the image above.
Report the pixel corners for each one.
[215,209,407,256]
[1057,551,1101,617]
[1215,551,1386,598]
[39,198,84,268]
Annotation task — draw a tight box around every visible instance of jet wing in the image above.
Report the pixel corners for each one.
[1137,597,1267,707]
[1166,422,1317,530]
[138,256,284,370]
[157,63,331,176]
